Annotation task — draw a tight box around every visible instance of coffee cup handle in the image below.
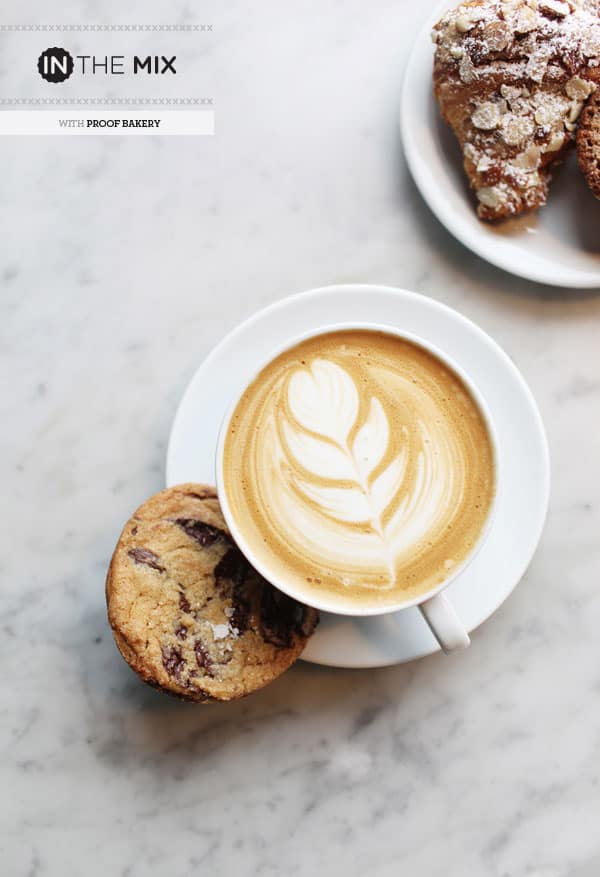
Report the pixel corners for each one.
[419,593,470,653]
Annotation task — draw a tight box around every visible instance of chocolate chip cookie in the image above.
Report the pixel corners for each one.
[106,484,319,702]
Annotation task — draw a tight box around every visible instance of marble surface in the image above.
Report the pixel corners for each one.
[2,0,600,875]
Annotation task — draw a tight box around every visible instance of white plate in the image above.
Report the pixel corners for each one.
[401,2,600,288]
[167,284,550,668]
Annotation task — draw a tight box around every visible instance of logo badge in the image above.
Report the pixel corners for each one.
[38,47,74,83]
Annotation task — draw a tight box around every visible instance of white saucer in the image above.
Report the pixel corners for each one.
[401,2,600,288]
[166,285,550,668]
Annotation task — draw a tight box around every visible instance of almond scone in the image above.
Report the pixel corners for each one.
[433,0,600,220]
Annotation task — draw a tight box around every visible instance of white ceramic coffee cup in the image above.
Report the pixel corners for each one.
[215,322,499,654]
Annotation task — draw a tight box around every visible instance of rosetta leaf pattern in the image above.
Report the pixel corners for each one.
[284,359,406,582]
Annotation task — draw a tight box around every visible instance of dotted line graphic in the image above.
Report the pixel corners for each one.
[0,24,212,32]
[0,97,213,106]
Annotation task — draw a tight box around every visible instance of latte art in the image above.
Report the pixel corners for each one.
[223,331,495,609]
[283,358,451,586]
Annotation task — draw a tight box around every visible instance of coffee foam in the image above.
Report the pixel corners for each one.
[223,330,495,609]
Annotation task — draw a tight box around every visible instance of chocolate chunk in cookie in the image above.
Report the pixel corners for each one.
[106,483,319,702]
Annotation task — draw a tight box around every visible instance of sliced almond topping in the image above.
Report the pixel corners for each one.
[501,113,535,146]
[534,104,554,126]
[500,84,527,107]
[544,131,565,152]
[471,101,503,130]
[482,21,511,52]
[477,186,506,209]
[455,13,475,33]
[510,145,542,171]
[567,99,584,124]
[565,76,595,101]
[539,0,571,17]
[459,52,476,84]
[514,5,538,33]
[501,0,528,19]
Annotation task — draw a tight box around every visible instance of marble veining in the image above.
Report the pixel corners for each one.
[1,0,600,874]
